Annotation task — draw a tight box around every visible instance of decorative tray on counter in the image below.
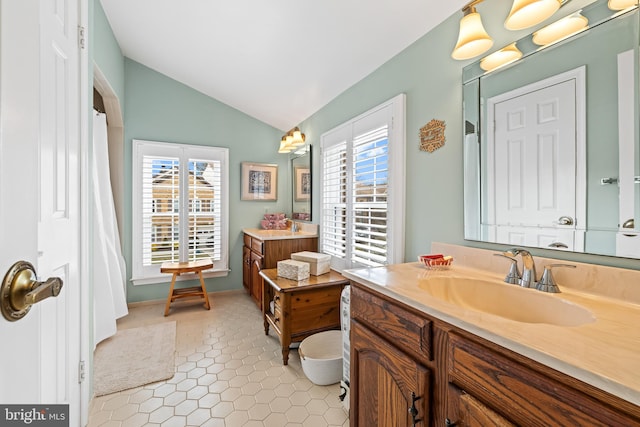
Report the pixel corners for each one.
[418,254,453,270]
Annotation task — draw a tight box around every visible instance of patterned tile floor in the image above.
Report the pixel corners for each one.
[88,290,349,427]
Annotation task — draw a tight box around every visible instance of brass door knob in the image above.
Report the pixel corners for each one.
[1,261,63,321]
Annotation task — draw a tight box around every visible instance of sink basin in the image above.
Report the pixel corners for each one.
[418,277,595,327]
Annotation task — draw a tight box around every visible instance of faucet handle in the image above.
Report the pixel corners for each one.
[493,254,521,284]
[536,264,576,293]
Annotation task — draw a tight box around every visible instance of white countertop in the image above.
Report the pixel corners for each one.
[342,262,640,406]
[242,227,317,240]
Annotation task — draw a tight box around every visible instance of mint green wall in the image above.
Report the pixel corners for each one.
[300,2,640,271]
[97,0,640,307]
[300,11,467,261]
[93,0,124,106]
[123,59,287,302]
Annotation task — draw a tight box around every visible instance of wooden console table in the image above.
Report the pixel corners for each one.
[259,268,348,365]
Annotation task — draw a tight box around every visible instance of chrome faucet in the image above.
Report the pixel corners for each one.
[503,248,537,288]
[535,264,576,293]
[493,253,521,284]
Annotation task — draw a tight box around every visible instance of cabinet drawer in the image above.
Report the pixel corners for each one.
[448,333,637,426]
[272,291,283,311]
[455,389,514,427]
[272,306,283,329]
[351,285,432,360]
[243,233,251,248]
[250,238,264,255]
[290,287,342,334]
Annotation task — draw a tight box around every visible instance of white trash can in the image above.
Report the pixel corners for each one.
[298,330,343,386]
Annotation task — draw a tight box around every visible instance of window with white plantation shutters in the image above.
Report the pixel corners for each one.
[320,94,405,271]
[188,158,221,263]
[132,140,229,285]
[352,125,389,266]
[141,155,180,265]
[321,141,348,259]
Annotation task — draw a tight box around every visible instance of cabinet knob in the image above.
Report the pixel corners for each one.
[445,419,457,427]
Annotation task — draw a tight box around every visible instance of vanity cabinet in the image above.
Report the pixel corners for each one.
[350,285,433,426]
[260,269,347,365]
[242,232,317,307]
[447,332,640,426]
[349,283,640,427]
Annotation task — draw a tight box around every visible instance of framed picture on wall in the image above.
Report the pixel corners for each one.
[294,167,311,201]
[241,162,278,201]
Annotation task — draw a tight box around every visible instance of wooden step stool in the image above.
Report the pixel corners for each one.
[161,259,213,316]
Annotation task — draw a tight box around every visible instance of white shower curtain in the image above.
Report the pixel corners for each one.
[93,111,128,348]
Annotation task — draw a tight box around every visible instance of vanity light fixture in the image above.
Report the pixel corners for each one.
[451,2,493,60]
[505,0,562,30]
[278,127,306,154]
[480,43,523,71]
[452,0,566,60]
[532,12,589,46]
[608,0,639,10]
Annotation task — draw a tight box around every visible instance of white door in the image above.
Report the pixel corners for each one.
[615,49,640,257]
[487,68,586,251]
[0,0,83,425]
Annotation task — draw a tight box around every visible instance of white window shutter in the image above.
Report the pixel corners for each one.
[351,125,389,267]
[141,155,180,266]
[321,142,348,260]
[320,94,405,271]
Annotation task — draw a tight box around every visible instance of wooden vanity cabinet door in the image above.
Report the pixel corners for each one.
[448,333,640,427]
[448,385,515,427]
[242,245,251,292]
[350,321,430,427]
[250,252,263,307]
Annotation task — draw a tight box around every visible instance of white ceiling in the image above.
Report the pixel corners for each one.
[99,0,467,131]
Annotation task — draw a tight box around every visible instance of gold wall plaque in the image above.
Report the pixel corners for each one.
[419,119,446,153]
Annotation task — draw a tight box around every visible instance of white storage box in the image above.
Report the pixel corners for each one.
[298,330,343,385]
[277,259,310,281]
[291,251,331,276]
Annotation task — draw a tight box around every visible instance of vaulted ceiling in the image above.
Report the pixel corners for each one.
[100,0,467,131]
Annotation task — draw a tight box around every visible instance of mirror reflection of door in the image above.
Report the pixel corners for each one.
[615,49,640,257]
[486,67,586,251]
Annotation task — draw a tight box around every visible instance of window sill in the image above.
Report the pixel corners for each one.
[131,269,230,286]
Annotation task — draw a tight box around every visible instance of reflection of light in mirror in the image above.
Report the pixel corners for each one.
[505,0,561,30]
[532,12,589,47]
[452,5,493,60]
[480,43,523,72]
[608,0,639,10]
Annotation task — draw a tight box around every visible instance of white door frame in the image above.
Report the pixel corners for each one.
[79,0,91,424]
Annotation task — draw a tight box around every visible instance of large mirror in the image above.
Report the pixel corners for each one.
[291,146,312,221]
[463,0,640,258]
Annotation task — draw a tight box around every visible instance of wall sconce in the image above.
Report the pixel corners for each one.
[480,43,523,71]
[608,0,639,10]
[505,0,561,30]
[452,0,564,60]
[452,2,493,60]
[278,127,306,154]
[532,11,589,46]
